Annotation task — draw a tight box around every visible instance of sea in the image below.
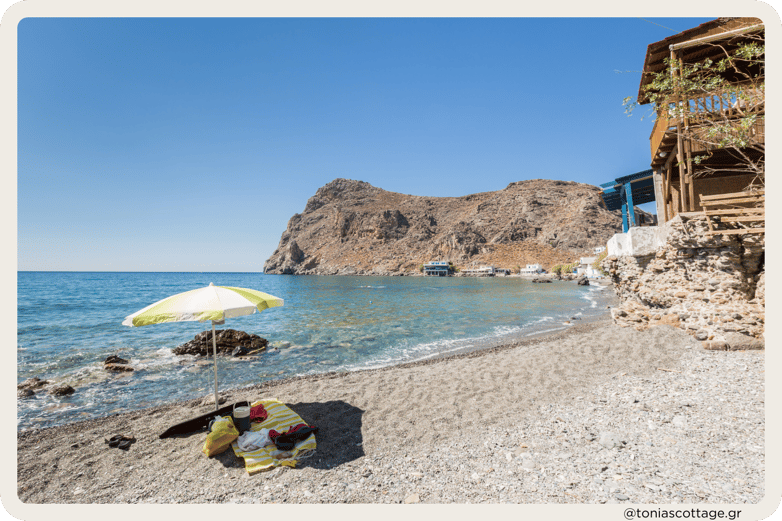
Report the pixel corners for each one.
[17,271,613,431]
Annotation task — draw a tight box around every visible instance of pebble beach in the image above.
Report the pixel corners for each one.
[16,316,765,505]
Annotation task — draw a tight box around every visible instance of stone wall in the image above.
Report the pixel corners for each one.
[601,214,764,350]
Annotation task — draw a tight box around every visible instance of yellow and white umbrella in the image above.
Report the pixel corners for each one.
[122,283,284,410]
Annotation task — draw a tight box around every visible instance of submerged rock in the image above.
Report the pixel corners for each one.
[17,377,49,391]
[532,278,551,283]
[50,384,75,396]
[105,363,134,372]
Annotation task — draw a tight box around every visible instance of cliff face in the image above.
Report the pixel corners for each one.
[264,178,622,276]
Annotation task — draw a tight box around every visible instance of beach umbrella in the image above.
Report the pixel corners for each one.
[122,283,284,411]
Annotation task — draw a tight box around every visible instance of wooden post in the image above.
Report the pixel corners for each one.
[677,136,687,213]
[663,151,676,221]
[671,48,688,214]
[665,162,671,220]
[686,139,696,211]
[653,168,666,221]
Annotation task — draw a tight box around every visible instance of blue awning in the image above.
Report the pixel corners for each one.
[600,169,656,232]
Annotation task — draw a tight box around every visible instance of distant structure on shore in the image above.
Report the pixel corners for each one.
[423,261,452,277]
[459,265,497,277]
[519,264,544,275]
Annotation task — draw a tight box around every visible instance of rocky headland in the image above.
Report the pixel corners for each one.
[264,178,622,276]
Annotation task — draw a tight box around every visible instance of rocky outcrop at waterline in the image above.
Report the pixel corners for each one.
[264,178,622,275]
[173,329,269,357]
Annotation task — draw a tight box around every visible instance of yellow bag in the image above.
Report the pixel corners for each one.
[202,416,239,457]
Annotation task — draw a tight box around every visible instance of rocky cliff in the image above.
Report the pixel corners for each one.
[264,178,622,276]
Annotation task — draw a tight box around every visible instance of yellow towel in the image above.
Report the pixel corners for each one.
[231,399,317,474]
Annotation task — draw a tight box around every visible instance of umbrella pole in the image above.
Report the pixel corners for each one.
[212,321,219,411]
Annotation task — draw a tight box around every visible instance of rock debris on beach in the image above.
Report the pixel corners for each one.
[17,319,763,504]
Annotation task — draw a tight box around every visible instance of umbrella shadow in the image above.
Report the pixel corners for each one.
[286,400,365,470]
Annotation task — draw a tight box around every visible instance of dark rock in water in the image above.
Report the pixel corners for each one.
[104,354,133,372]
[105,363,134,372]
[17,377,49,391]
[50,384,75,396]
[532,278,551,284]
[18,388,35,398]
[173,329,268,356]
[576,276,590,286]
[232,346,249,357]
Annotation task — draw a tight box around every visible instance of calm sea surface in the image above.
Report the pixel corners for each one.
[17,271,612,430]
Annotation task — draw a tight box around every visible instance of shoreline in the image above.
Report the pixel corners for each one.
[16,308,765,504]
[18,316,614,438]
[17,276,616,433]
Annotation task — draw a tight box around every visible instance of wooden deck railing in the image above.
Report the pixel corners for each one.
[699,189,765,236]
[649,88,764,160]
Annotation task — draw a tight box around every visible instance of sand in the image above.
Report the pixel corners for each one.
[15,313,764,504]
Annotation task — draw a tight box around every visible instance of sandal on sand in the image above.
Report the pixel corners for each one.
[105,435,136,449]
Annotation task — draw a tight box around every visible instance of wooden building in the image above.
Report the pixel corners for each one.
[638,18,764,228]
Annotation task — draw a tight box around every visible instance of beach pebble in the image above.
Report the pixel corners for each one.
[404,493,420,504]
[598,432,623,449]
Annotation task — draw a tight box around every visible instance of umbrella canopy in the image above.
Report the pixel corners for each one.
[122,283,284,410]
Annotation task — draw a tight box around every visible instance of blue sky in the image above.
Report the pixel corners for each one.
[17,17,714,272]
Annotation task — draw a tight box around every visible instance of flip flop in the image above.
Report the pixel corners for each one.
[105,435,136,449]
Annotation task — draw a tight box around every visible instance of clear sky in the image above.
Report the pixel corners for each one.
[17,16,714,272]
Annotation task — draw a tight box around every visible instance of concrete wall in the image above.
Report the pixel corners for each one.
[606,226,670,257]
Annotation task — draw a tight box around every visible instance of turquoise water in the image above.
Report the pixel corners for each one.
[17,272,612,430]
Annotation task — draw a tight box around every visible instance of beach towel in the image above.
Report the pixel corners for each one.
[231,399,317,474]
